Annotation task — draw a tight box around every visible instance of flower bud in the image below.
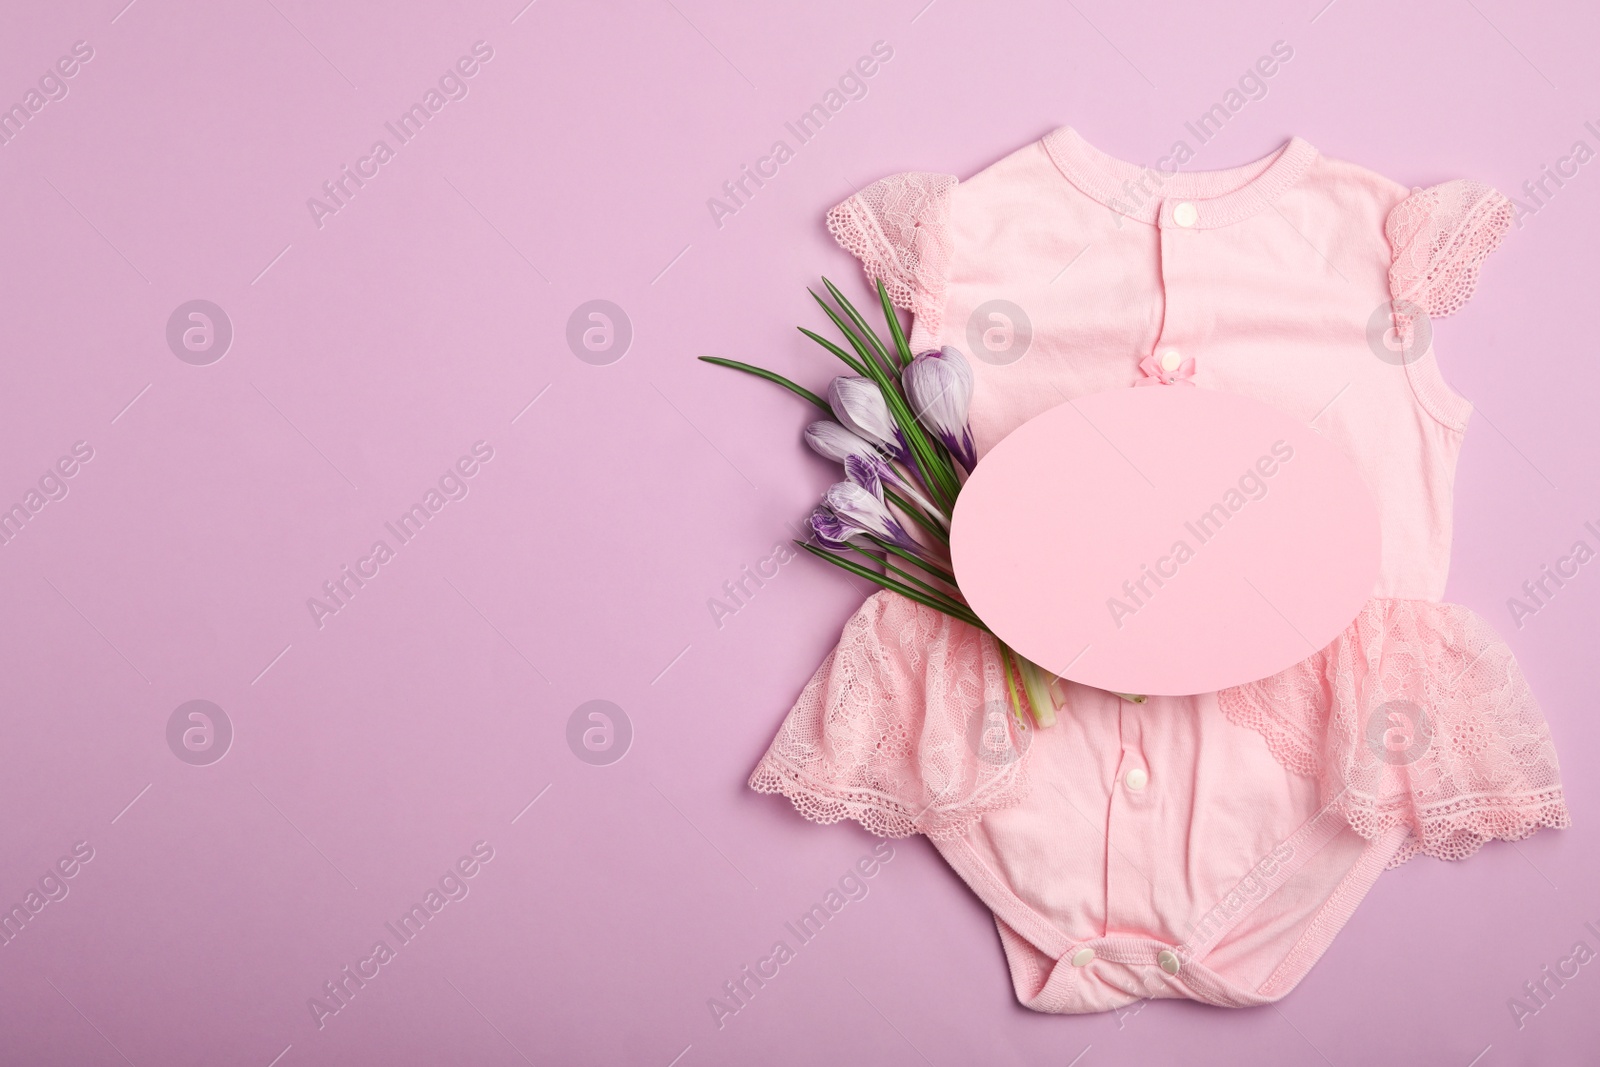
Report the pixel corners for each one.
[903,347,977,471]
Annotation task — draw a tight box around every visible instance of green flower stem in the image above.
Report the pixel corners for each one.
[902,434,957,517]
[880,383,962,507]
[883,487,950,545]
[887,462,951,526]
[1016,656,1059,728]
[998,644,1030,727]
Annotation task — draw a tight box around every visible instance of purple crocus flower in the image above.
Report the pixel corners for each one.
[807,506,871,551]
[805,420,945,522]
[903,346,977,471]
[804,421,894,482]
[827,376,909,464]
[804,420,880,465]
[824,480,922,554]
[843,454,882,499]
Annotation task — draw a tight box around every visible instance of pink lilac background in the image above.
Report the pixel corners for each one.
[0,0,1596,1064]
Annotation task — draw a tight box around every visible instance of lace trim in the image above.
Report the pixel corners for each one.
[1383,792,1570,868]
[1217,684,1321,778]
[747,590,1031,841]
[826,172,957,335]
[1387,180,1513,319]
[1219,598,1568,867]
[749,753,1030,841]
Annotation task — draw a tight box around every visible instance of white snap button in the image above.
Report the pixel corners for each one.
[1124,768,1148,792]
[1158,950,1181,974]
[1159,348,1182,372]
[1173,201,1198,227]
[1072,948,1096,967]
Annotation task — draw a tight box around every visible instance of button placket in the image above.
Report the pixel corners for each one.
[1106,693,1152,922]
[1146,201,1189,383]
[1120,681,1145,796]
[1147,196,1218,385]
[1116,692,1146,796]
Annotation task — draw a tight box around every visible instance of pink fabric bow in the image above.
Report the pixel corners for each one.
[1135,351,1197,386]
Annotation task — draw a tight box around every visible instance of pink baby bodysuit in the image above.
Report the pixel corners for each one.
[750,127,1569,1013]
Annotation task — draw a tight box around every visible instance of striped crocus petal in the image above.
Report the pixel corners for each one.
[803,420,878,465]
[807,420,945,523]
[807,506,868,550]
[843,454,883,500]
[828,376,911,464]
[903,347,978,471]
[806,421,894,484]
[824,481,920,553]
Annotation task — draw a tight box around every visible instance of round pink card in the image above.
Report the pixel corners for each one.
[950,387,1381,696]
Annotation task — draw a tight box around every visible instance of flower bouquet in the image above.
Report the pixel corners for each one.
[702,278,1137,728]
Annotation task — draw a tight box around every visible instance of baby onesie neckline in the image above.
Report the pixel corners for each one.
[1041,126,1319,229]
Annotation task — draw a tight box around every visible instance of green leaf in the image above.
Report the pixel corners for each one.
[697,357,830,410]
[886,389,961,509]
[845,546,970,614]
[893,421,956,514]
[821,276,896,375]
[796,327,868,377]
[809,289,890,378]
[876,277,915,367]
[796,542,987,630]
[867,535,958,586]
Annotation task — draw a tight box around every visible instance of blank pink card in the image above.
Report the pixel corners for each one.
[950,387,1381,695]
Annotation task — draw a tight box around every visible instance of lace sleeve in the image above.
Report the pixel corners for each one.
[1218,599,1568,867]
[826,172,958,335]
[749,591,1031,841]
[1386,180,1513,318]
